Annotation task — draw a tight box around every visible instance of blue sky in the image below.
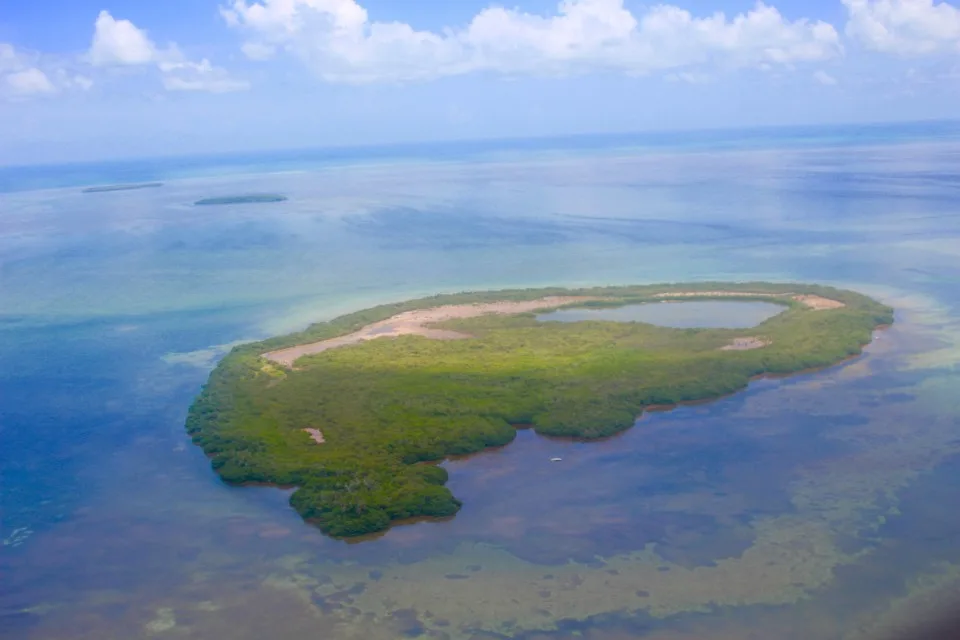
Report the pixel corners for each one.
[1,0,958,165]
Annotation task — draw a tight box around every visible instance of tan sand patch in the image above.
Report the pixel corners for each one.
[653,290,788,300]
[265,296,598,367]
[721,337,771,351]
[791,294,846,310]
[265,292,846,367]
[303,428,325,444]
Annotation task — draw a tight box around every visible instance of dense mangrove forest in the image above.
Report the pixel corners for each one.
[186,282,893,538]
[194,194,288,205]
[82,182,164,193]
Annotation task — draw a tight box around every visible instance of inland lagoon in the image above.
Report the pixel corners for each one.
[536,299,789,328]
[3,124,960,639]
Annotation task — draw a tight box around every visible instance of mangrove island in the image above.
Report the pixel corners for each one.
[194,194,288,206]
[82,182,164,193]
[186,282,893,538]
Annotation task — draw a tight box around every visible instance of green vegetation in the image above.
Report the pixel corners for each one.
[194,194,288,206]
[82,182,164,193]
[186,283,892,538]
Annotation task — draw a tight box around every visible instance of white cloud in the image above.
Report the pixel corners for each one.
[90,10,163,65]
[0,43,21,73]
[1,43,97,99]
[160,59,251,92]
[0,44,60,99]
[6,68,57,96]
[665,71,713,84]
[814,69,839,84]
[222,0,842,83]
[843,0,960,55]
[73,75,95,91]
[241,41,277,60]
[88,11,247,93]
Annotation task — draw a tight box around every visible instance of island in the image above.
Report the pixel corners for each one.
[194,194,288,206]
[186,283,893,538]
[82,182,164,193]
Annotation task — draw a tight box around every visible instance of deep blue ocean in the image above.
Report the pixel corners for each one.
[2,123,960,639]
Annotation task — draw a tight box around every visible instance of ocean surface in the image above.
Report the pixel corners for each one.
[2,123,960,639]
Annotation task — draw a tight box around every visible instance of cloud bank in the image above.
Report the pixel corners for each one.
[6,67,57,95]
[843,0,960,55]
[5,0,960,102]
[90,11,163,66]
[221,0,844,83]
[88,11,249,93]
[0,43,70,98]
[813,69,839,84]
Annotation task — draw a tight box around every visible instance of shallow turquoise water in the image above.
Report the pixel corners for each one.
[2,127,960,639]
[537,300,785,328]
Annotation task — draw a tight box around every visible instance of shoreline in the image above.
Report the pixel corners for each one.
[320,327,885,536]
[188,282,894,539]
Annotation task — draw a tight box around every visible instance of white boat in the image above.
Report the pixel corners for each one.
[550,457,563,462]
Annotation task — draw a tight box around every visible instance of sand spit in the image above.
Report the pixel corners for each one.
[265,296,599,367]
[303,429,325,444]
[653,290,845,310]
[792,294,846,310]
[722,337,771,351]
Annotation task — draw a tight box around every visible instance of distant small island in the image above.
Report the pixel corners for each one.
[194,194,288,206]
[82,182,164,193]
[187,283,892,539]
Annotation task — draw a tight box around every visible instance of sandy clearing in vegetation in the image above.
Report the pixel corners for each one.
[721,337,771,351]
[653,290,845,310]
[265,292,844,366]
[653,291,791,300]
[791,294,846,310]
[302,428,325,444]
[264,296,599,367]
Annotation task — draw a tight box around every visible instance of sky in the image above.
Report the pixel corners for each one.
[0,0,959,165]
